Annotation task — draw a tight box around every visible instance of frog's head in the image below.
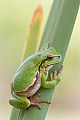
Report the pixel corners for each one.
[46,47,62,64]
[40,47,62,70]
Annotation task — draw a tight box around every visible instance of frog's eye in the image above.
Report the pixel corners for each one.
[47,55,54,60]
[47,55,60,60]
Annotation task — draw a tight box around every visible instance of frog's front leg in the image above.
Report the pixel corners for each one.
[41,67,63,88]
[9,91,30,109]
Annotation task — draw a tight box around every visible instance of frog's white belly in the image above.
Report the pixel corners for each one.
[25,77,41,97]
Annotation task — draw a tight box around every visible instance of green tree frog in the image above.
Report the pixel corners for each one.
[9,47,62,109]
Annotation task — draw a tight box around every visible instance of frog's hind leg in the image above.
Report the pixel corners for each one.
[29,93,51,109]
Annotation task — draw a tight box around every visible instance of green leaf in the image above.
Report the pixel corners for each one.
[21,4,43,62]
[22,0,80,120]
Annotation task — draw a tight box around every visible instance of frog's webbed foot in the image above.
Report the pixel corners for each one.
[30,93,51,109]
[50,66,63,81]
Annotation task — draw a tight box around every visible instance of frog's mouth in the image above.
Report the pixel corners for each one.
[41,55,60,64]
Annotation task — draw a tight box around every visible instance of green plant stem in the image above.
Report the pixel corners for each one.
[22,0,79,120]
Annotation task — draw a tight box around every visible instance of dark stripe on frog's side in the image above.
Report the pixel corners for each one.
[15,72,41,97]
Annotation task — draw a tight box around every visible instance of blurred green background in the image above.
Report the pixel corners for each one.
[0,1,80,120]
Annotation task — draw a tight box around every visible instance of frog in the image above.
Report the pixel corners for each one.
[9,47,62,109]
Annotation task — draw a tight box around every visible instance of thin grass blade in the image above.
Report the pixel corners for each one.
[10,5,43,120]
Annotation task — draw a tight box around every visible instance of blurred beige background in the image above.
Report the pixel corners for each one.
[0,1,80,120]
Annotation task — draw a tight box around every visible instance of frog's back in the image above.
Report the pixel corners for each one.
[11,48,54,92]
[11,50,46,92]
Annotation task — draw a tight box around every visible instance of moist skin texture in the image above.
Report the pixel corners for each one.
[15,72,41,97]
